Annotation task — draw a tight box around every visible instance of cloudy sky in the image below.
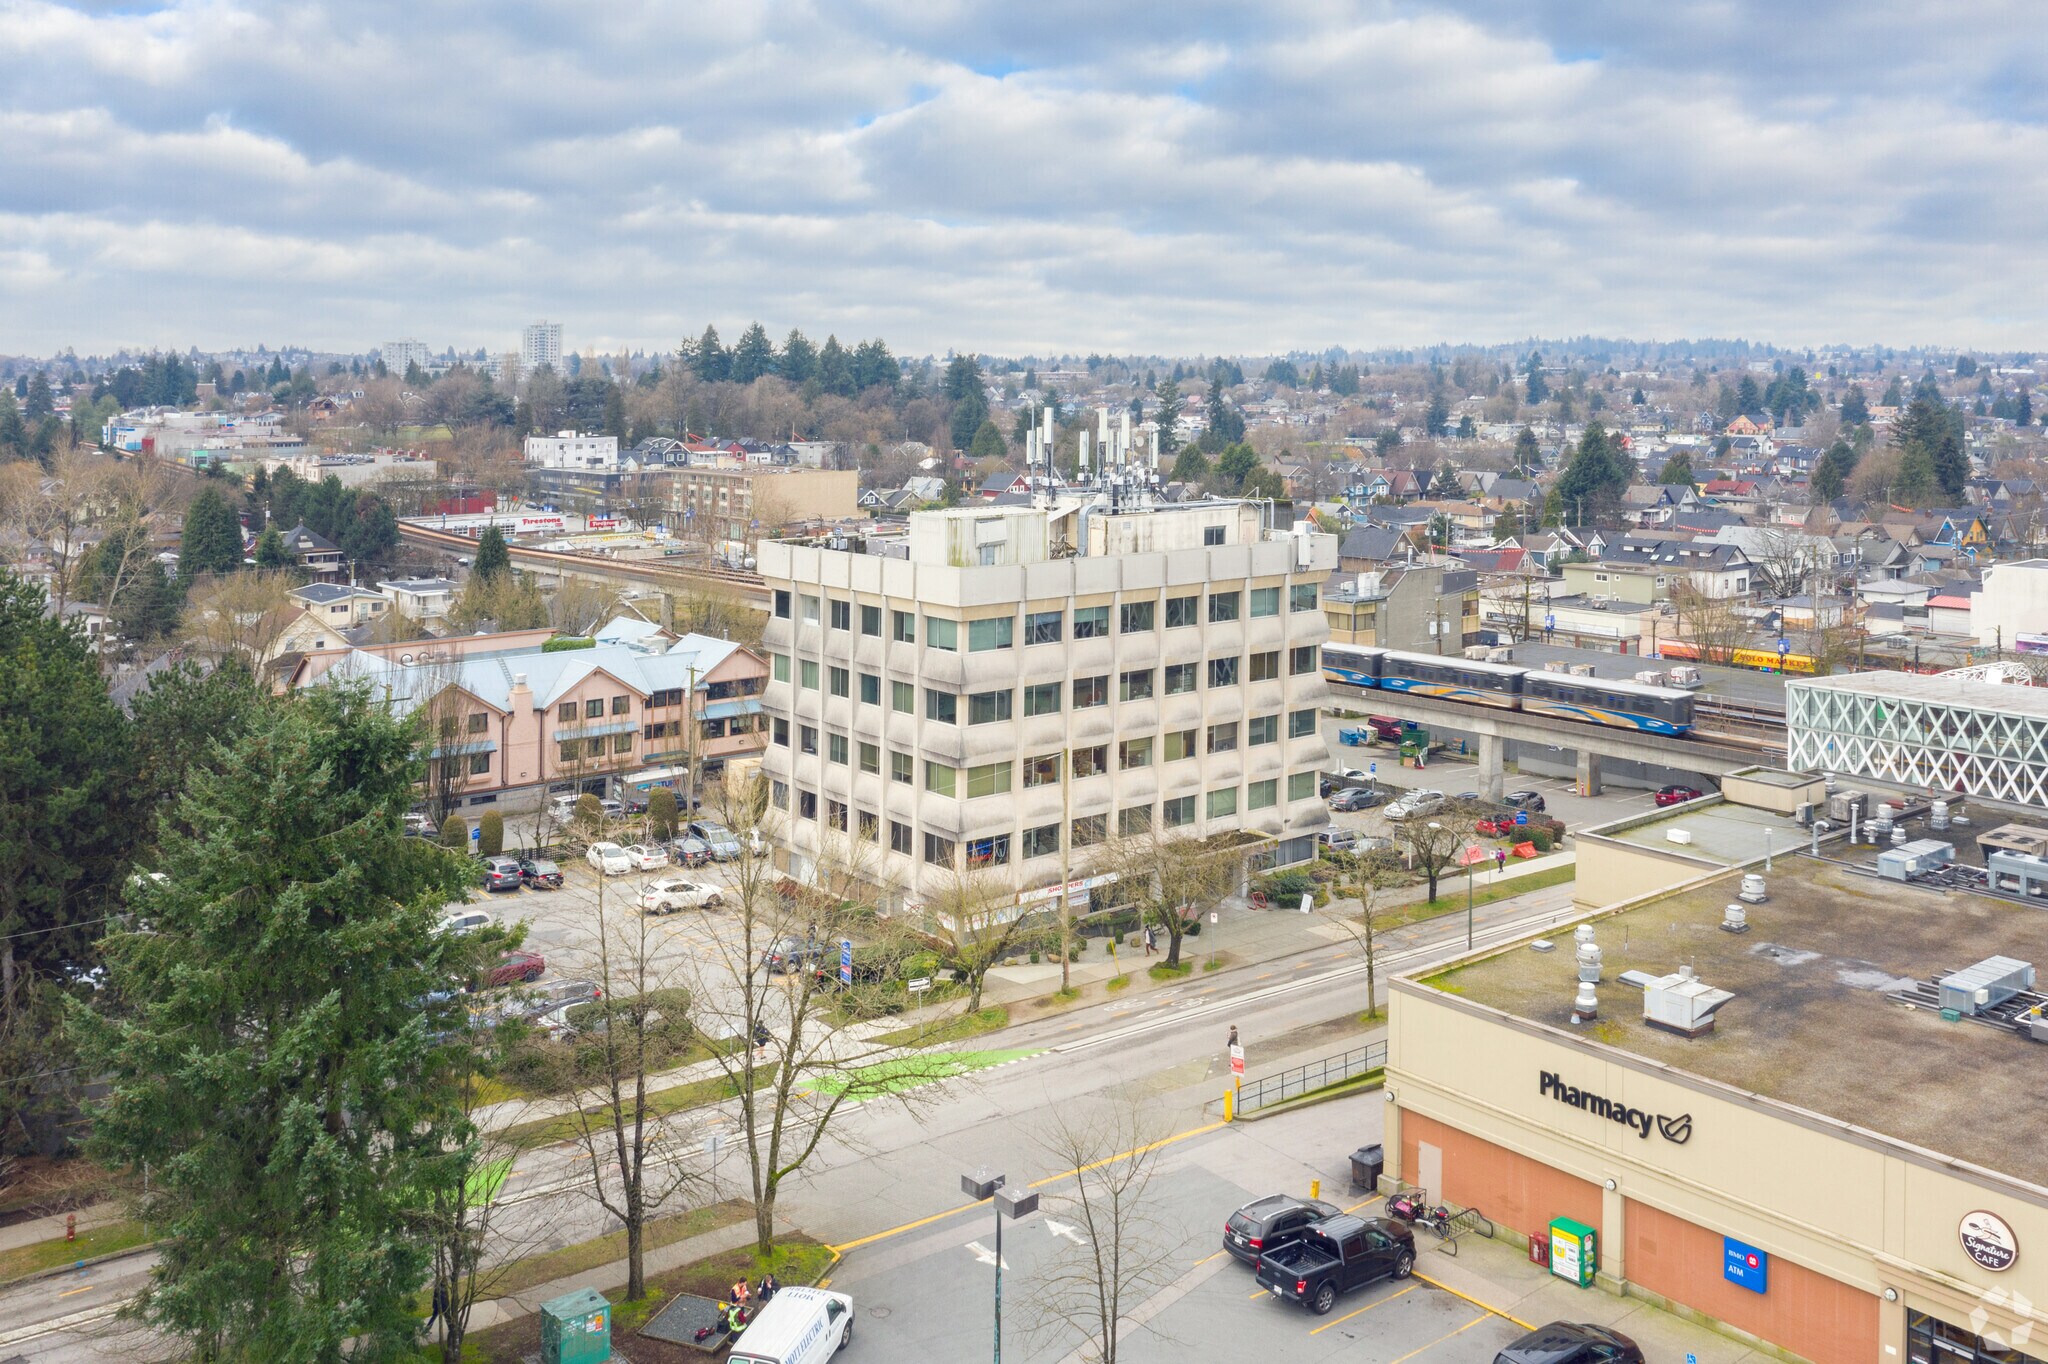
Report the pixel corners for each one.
[3,0,2044,358]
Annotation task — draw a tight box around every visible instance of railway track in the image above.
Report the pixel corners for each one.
[396,521,768,597]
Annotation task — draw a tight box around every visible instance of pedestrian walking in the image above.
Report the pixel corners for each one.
[1495,848,1507,874]
[752,1021,771,1059]
[427,1280,449,1335]
[1142,924,1157,956]
[1227,1024,1238,1051]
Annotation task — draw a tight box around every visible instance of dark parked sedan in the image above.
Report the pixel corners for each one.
[761,936,825,975]
[1327,787,1381,812]
[1502,789,1548,811]
[1654,783,1705,807]
[476,949,545,990]
[1492,1322,1643,1364]
[1221,1193,1341,1265]
[518,857,564,890]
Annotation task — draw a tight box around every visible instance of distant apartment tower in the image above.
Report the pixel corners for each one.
[382,339,432,374]
[521,321,563,376]
[759,499,1338,911]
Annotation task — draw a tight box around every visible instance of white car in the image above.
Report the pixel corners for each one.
[586,842,633,876]
[434,909,495,936]
[622,843,670,871]
[638,878,724,914]
[1384,790,1447,822]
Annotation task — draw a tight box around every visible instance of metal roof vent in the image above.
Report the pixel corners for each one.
[1722,903,1749,933]
[1570,980,1599,1024]
[1739,874,1768,904]
[1644,967,1735,1038]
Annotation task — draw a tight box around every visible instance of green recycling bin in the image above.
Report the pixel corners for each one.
[540,1287,612,1364]
[1548,1216,1598,1288]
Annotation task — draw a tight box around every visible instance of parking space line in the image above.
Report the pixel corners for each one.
[1385,1310,1487,1362]
[1309,1282,1415,1335]
[1191,1251,1224,1268]
[1248,1287,1270,1299]
[1413,1272,1535,1331]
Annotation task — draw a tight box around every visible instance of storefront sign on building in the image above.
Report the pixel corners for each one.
[1723,1237,1769,1293]
[1960,1210,2019,1272]
[1539,1070,1692,1144]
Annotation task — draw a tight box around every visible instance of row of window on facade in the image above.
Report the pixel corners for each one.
[542,679,760,725]
[770,650,1321,710]
[771,771,1319,870]
[773,586,1322,644]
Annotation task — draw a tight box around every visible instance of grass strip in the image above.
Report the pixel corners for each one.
[873,1005,1008,1048]
[498,1065,778,1151]
[477,1199,753,1301]
[0,1218,152,1284]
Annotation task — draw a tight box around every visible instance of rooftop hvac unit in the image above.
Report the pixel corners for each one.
[1643,966,1735,1038]
[1544,661,1571,673]
[1634,670,1665,686]
[1877,839,1955,881]
[1569,663,1597,676]
[1826,791,1866,824]
[1464,646,1491,661]
[1487,646,1515,663]
[1666,828,1693,845]
[1938,957,2036,1015]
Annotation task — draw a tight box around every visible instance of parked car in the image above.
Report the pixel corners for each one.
[434,909,494,937]
[477,949,546,990]
[1336,767,1374,783]
[1222,1194,1342,1266]
[1654,783,1705,807]
[523,978,601,1014]
[1317,828,1360,853]
[687,821,743,860]
[403,810,440,838]
[810,945,899,991]
[1327,787,1380,812]
[762,936,824,974]
[1491,1322,1644,1364]
[638,878,724,914]
[1384,790,1446,821]
[1253,1215,1415,1314]
[476,855,523,892]
[621,843,670,871]
[518,857,564,890]
[1502,790,1548,811]
[617,792,650,815]
[586,842,632,876]
[671,836,715,867]
[1453,791,1480,802]
[550,794,625,824]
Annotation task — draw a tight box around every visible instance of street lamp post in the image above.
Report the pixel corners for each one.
[962,1167,1039,1364]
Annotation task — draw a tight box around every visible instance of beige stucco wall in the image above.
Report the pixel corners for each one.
[1721,769,1827,815]
[1572,834,1722,910]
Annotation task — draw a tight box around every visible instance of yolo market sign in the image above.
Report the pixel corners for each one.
[1539,1071,1693,1144]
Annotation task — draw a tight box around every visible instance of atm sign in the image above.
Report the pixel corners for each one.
[1723,1237,1768,1293]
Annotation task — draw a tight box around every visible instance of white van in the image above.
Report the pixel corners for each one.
[729,1286,855,1364]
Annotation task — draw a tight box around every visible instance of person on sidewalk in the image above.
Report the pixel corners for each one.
[1142,924,1156,956]
[426,1280,448,1336]
[1227,1024,1238,1052]
[1495,847,1507,874]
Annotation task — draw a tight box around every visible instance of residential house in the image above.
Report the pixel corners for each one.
[1602,534,1753,598]
[378,577,459,627]
[267,583,390,659]
[1926,592,1976,637]
[1323,562,1480,651]
[1336,525,1409,570]
[277,524,345,578]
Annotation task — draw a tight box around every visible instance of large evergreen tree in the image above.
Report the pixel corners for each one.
[471,526,511,583]
[1554,421,1632,527]
[945,355,989,451]
[729,323,775,384]
[776,329,818,384]
[692,325,729,382]
[179,486,244,578]
[71,685,482,1362]
[1153,379,1184,456]
[816,335,854,397]
[1894,394,1968,503]
[1839,385,1869,426]
[1810,440,1858,502]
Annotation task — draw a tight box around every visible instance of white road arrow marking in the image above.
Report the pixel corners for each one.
[965,1241,1009,1268]
[1045,1218,1090,1246]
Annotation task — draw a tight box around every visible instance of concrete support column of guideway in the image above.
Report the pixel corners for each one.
[1576,748,1604,797]
[1477,733,1505,804]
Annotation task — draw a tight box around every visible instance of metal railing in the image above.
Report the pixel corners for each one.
[1236,1040,1386,1115]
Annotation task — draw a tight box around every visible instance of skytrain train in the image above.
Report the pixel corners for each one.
[1321,645,1696,737]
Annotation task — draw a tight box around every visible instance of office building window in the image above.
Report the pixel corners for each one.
[967,834,1010,868]
[828,734,848,764]
[1165,594,1199,627]
[1163,795,1195,827]
[1022,823,1060,859]
[1209,590,1241,622]
[469,752,491,775]
[966,762,1013,797]
[1024,753,1062,787]
[771,779,789,808]
[799,725,817,755]
[1071,814,1106,848]
[1025,610,1063,645]
[860,603,881,636]
[774,590,791,619]
[1289,771,1316,801]
[1119,804,1153,836]
[1290,645,1318,676]
[1207,786,1238,818]
[1289,708,1317,738]
[1249,651,1279,682]
[800,660,819,690]
[1073,605,1109,638]
[969,690,1012,724]
[1071,744,1109,778]
[1207,722,1239,753]
[923,832,956,868]
[1248,779,1278,810]
[968,617,1013,651]
[859,742,880,774]
[829,598,851,631]
[1250,586,1280,617]
[772,653,790,683]
[1291,584,1318,612]
[1120,600,1155,633]
[890,820,912,854]
[926,616,958,651]
[860,672,880,704]
[1164,729,1197,761]
[1164,662,1199,695]
[772,717,789,747]
[469,712,489,734]
[798,790,817,820]
[1119,668,1154,702]
[857,809,879,841]
[892,681,915,713]
[1119,737,1153,769]
[924,762,957,797]
[611,695,630,715]
[800,594,820,625]
[1023,682,1062,716]
[826,799,847,831]
[892,610,915,643]
[925,689,958,724]
[829,666,849,697]
[1073,675,1108,708]
[1209,656,1240,687]
[891,750,913,784]
[1248,715,1279,746]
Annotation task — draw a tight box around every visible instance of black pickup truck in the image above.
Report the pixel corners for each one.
[1253,1214,1416,1314]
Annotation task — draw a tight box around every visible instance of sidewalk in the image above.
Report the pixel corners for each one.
[0,1201,125,1255]
[1417,1228,1772,1363]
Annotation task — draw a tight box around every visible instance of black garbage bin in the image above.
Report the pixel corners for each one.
[1349,1144,1384,1195]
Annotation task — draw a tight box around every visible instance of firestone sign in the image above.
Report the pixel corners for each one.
[1540,1071,1693,1144]
[1959,1210,2019,1272]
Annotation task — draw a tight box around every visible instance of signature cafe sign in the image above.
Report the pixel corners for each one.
[1960,1210,2019,1272]
[1540,1071,1693,1144]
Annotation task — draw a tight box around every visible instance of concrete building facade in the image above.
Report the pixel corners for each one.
[521,321,563,376]
[759,500,1336,908]
[670,466,860,544]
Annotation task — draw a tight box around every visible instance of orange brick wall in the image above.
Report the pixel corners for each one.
[1401,1110,1602,1239]
[1626,1199,1879,1364]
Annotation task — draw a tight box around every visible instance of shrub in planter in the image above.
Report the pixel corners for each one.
[646,787,679,841]
[1184,917,1204,937]
[1029,950,1041,964]
[439,814,467,849]
[1530,828,1555,853]
[477,811,504,856]
[573,793,603,835]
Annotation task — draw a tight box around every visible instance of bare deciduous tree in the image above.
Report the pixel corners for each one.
[919,867,1041,1014]
[1091,829,1238,969]
[1668,581,1749,661]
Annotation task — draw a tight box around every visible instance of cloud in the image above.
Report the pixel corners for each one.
[1,0,2044,354]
